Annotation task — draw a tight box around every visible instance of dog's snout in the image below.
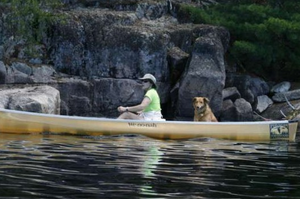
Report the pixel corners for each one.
[196,105,202,109]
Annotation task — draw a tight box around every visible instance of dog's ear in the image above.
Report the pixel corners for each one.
[193,97,197,102]
[204,97,210,103]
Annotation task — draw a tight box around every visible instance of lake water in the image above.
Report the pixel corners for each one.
[0,133,299,199]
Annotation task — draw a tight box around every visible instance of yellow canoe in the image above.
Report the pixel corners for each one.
[0,108,297,141]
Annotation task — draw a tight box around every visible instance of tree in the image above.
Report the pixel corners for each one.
[1,0,64,57]
[180,0,300,81]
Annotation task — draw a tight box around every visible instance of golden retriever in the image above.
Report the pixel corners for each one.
[193,97,218,122]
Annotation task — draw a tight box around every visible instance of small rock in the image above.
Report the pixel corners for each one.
[256,95,273,113]
[271,81,291,93]
[222,87,241,101]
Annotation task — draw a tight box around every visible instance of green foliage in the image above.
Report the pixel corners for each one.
[1,0,64,57]
[180,1,300,81]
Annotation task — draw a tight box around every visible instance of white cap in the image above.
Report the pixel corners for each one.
[139,74,157,86]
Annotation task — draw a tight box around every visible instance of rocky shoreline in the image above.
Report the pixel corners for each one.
[0,0,300,122]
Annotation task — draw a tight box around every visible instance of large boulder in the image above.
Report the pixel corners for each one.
[176,26,229,119]
[0,85,60,114]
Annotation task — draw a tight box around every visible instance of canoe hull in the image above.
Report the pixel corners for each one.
[0,108,297,141]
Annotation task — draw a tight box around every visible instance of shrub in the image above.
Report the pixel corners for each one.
[1,0,65,58]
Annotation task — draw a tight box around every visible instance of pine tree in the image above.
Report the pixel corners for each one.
[180,0,300,81]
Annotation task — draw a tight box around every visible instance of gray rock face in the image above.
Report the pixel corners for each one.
[93,78,144,117]
[11,62,32,75]
[4,1,300,121]
[0,61,6,84]
[32,65,57,83]
[50,9,169,79]
[53,77,93,116]
[41,6,230,119]
[167,46,189,85]
[0,61,57,84]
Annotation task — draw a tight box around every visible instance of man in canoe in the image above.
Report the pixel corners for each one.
[117,74,164,120]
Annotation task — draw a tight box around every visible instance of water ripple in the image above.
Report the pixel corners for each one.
[0,134,299,198]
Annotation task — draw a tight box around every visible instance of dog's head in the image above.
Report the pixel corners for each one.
[193,97,209,113]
